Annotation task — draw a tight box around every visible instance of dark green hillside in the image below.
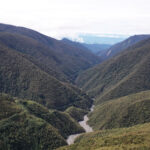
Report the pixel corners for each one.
[0,32,67,82]
[19,100,85,138]
[0,94,66,150]
[0,94,88,150]
[57,123,150,150]
[65,106,88,121]
[88,90,150,130]
[0,23,100,81]
[76,38,150,103]
[0,43,92,110]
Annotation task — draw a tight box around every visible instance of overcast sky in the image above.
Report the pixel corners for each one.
[0,0,150,39]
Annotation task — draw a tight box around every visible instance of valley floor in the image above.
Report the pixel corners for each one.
[67,105,94,145]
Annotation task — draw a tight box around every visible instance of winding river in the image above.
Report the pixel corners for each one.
[66,105,94,145]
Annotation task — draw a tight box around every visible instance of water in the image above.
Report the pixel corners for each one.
[66,105,94,145]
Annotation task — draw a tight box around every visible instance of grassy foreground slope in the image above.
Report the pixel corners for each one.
[88,90,150,130]
[57,123,150,150]
[76,38,150,104]
[0,94,85,150]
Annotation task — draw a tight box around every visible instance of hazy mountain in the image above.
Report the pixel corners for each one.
[62,38,111,56]
[82,43,111,54]
[100,34,150,60]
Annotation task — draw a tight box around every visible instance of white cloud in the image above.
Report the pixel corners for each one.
[0,0,150,39]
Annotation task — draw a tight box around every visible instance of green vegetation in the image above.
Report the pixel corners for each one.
[0,23,100,82]
[0,94,66,150]
[0,112,66,150]
[2,23,150,150]
[0,41,92,110]
[57,123,150,150]
[0,94,86,150]
[19,100,85,138]
[65,106,88,121]
[88,90,150,130]
[76,38,150,104]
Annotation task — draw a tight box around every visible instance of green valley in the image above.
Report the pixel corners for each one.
[1,22,150,150]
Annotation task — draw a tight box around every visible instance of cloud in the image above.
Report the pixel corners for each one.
[0,0,150,39]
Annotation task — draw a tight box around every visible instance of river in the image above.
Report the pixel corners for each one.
[66,105,94,145]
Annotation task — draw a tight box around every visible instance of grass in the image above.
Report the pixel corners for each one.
[88,90,150,130]
[57,123,150,150]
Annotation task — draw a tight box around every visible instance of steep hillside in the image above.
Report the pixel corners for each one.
[57,123,150,150]
[19,100,85,138]
[0,23,100,81]
[0,94,66,150]
[76,38,150,103]
[88,90,150,130]
[100,34,150,60]
[0,43,92,110]
[0,94,87,150]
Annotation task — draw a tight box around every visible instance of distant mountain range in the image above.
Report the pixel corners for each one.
[62,38,111,55]
[99,34,150,60]
[74,34,128,44]
[82,43,111,54]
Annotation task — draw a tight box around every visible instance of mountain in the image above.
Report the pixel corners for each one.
[0,42,93,110]
[57,91,150,150]
[0,94,85,150]
[57,122,150,150]
[62,38,111,56]
[82,43,111,54]
[76,37,150,104]
[0,23,101,82]
[0,23,99,110]
[100,34,150,60]
[71,36,150,150]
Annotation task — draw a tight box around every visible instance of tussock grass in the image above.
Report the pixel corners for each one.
[57,123,150,150]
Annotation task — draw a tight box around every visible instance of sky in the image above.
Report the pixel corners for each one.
[0,0,150,40]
